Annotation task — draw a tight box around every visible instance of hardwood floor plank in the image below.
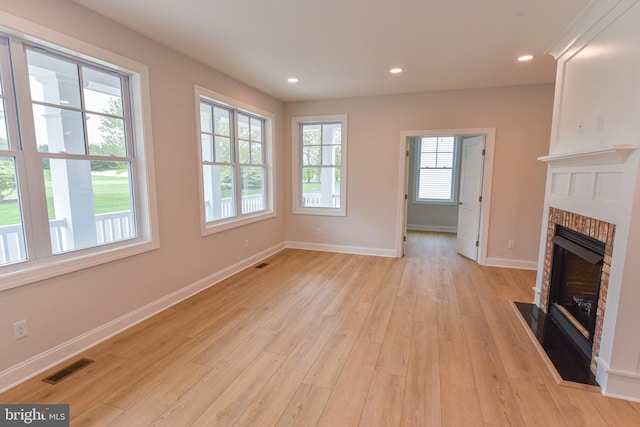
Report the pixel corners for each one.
[237,314,340,427]
[316,340,381,427]
[359,371,406,427]
[376,296,415,377]
[70,403,123,427]
[274,384,332,427]
[439,340,485,427]
[303,301,372,389]
[190,351,286,427]
[464,325,526,426]
[400,319,442,427]
[511,380,567,427]
[105,362,210,427]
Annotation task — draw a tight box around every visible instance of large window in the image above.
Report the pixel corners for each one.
[0,29,157,288]
[415,136,457,203]
[196,87,274,234]
[292,115,347,216]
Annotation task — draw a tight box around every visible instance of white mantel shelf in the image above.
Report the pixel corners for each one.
[538,144,637,167]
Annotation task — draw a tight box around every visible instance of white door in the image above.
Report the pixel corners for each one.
[457,136,485,260]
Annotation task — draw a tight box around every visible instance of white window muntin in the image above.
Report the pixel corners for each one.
[196,87,274,235]
[292,114,347,216]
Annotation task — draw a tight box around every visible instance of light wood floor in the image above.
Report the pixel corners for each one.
[2,231,640,426]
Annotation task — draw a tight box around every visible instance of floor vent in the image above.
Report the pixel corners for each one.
[43,358,94,384]
[255,262,270,269]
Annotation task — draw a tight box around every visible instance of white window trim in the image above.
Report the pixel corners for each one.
[413,136,459,205]
[292,114,348,216]
[195,86,275,235]
[0,12,159,291]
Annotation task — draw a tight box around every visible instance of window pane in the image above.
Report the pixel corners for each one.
[323,145,341,166]
[33,105,85,154]
[0,101,8,150]
[302,124,321,145]
[418,169,453,200]
[201,133,213,162]
[213,107,230,136]
[44,159,135,254]
[0,156,27,266]
[27,49,81,108]
[250,117,262,141]
[215,136,231,163]
[200,102,212,133]
[241,166,264,214]
[250,142,263,165]
[302,145,321,166]
[302,166,340,208]
[238,114,250,139]
[438,151,454,168]
[239,139,250,164]
[420,152,436,168]
[87,113,126,157]
[202,164,235,221]
[322,123,341,146]
[82,67,123,114]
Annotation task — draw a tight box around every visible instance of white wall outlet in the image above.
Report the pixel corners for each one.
[508,240,516,249]
[244,239,249,248]
[13,320,28,340]
[316,227,322,235]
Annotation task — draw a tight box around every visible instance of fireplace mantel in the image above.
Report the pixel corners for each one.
[538,144,637,167]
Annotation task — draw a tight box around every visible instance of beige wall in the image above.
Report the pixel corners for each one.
[0,0,285,376]
[284,85,554,263]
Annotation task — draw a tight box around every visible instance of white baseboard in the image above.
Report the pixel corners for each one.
[484,257,538,270]
[407,224,457,233]
[285,241,397,258]
[596,356,640,402]
[0,242,285,393]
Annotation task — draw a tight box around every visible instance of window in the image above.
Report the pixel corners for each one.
[292,115,347,216]
[196,87,274,234]
[415,136,457,203]
[0,29,157,289]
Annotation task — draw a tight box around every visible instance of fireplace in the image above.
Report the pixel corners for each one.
[547,225,605,362]
[539,207,615,375]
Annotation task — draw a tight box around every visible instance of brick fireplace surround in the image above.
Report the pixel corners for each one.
[540,207,615,374]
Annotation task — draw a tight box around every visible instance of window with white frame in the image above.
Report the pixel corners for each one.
[292,115,347,216]
[0,30,157,288]
[415,136,457,202]
[197,88,274,233]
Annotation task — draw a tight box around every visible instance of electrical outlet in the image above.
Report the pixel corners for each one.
[508,240,516,249]
[13,320,28,340]
[244,239,249,248]
[316,227,322,235]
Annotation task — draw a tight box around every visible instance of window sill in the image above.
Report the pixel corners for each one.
[413,199,458,206]
[0,238,160,292]
[201,210,276,236]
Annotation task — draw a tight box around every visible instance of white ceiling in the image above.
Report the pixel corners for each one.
[71,0,589,102]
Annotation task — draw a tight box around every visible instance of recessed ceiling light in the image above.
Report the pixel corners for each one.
[390,68,403,74]
[518,55,534,62]
[287,77,299,83]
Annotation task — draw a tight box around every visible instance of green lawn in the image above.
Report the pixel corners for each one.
[0,170,132,226]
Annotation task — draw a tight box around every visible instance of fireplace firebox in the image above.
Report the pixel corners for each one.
[548,225,605,362]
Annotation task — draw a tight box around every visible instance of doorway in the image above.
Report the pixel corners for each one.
[395,128,496,262]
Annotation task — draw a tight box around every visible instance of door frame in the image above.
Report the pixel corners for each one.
[395,128,496,263]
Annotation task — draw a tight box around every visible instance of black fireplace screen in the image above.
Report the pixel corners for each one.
[548,226,605,360]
